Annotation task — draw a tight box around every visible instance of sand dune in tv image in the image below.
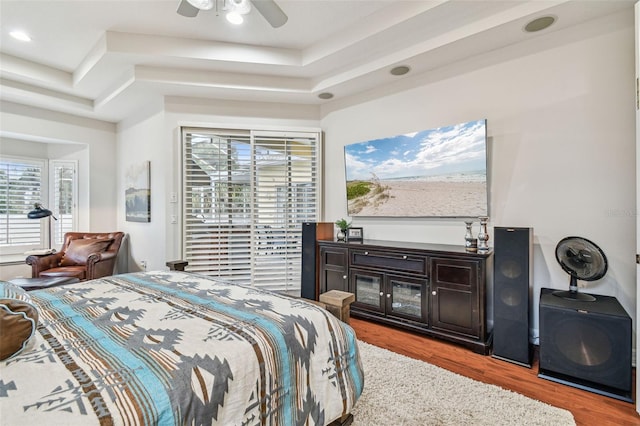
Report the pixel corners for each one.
[345,119,488,217]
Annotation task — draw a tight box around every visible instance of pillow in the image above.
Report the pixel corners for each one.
[59,238,113,266]
[0,281,39,360]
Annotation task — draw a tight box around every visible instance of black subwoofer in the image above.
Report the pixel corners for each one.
[538,288,632,402]
[492,227,532,367]
[301,222,333,300]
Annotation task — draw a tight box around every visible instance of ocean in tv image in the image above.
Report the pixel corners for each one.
[344,119,488,217]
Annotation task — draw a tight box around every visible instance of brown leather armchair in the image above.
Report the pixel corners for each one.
[26,232,125,281]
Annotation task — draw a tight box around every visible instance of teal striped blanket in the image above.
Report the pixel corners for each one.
[0,271,364,425]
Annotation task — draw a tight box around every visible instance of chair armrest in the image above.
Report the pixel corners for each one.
[86,251,118,280]
[87,251,116,263]
[26,253,64,278]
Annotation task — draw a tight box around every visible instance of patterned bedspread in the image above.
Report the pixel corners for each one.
[0,271,364,425]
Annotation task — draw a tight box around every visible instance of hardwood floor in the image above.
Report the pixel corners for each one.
[349,317,639,426]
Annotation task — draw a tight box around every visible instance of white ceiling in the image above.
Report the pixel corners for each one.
[0,0,635,124]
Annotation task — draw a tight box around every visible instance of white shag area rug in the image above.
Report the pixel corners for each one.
[351,341,576,426]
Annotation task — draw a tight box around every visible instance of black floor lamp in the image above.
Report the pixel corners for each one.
[27,203,57,250]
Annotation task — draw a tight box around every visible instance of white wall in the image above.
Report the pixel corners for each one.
[116,103,167,273]
[321,11,636,344]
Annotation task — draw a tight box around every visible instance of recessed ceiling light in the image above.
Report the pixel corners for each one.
[9,30,31,42]
[318,92,334,100]
[390,65,410,76]
[524,16,556,33]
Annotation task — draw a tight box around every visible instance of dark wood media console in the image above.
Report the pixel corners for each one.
[317,239,494,354]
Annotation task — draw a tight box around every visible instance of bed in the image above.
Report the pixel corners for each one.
[0,271,364,425]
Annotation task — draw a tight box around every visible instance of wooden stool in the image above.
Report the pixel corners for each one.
[320,290,355,324]
[166,260,188,271]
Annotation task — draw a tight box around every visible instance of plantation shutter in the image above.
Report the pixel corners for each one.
[0,158,45,251]
[251,131,319,290]
[183,130,253,282]
[51,161,77,246]
[182,128,321,293]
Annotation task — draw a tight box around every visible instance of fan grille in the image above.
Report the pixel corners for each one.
[555,236,608,282]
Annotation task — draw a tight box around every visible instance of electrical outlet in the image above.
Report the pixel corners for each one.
[140,260,147,271]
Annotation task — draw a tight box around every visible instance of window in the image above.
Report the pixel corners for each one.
[0,158,45,252]
[0,157,77,255]
[182,128,321,293]
[51,161,77,246]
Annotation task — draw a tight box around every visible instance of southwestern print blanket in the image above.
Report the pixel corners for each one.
[0,271,364,425]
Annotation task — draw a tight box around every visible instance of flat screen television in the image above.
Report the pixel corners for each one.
[344,119,488,217]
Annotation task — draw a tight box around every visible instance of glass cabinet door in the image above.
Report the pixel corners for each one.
[387,275,428,323]
[350,269,384,314]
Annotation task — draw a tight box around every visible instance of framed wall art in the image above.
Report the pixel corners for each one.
[125,161,151,222]
[344,119,488,218]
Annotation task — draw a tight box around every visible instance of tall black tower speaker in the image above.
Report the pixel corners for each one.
[301,222,333,300]
[492,227,533,367]
[538,288,632,402]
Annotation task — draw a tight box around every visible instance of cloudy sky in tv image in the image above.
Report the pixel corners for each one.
[344,119,487,182]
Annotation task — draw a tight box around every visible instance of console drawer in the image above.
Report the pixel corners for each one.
[351,249,427,275]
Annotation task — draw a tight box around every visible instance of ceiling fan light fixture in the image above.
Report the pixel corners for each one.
[226,11,244,24]
[228,0,251,15]
[224,0,251,24]
[186,0,214,10]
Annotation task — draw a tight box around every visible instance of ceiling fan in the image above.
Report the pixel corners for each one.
[177,0,288,28]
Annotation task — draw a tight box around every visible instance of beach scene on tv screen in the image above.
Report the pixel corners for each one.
[344,119,488,217]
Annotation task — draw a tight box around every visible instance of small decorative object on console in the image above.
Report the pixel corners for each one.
[477,216,490,252]
[347,227,363,242]
[464,221,477,252]
[335,218,351,241]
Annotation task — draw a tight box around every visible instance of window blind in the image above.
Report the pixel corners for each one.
[0,158,45,250]
[251,132,319,291]
[182,128,321,293]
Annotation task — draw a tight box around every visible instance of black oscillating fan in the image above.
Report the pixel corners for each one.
[554,236,608,302]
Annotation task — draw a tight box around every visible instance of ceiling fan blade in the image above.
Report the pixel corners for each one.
[250,0,288,28]
[177,0,200,17]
